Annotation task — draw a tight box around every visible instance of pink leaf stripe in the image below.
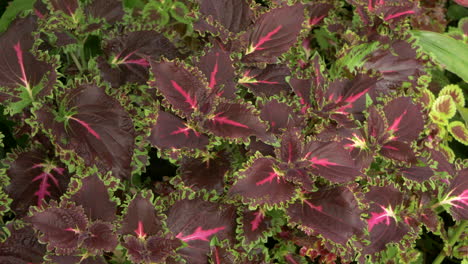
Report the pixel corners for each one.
[309,15,325,26]
[13,42,30,89]
[64,227,80,234]
[134,220,147,239]
[171,80,197,110]
[214,246,221,264]
[170,125,201,138]
[69,117,101,140]
[307,156,338,168]
[387,110,407,134]
[384,10,416,21]
[247,25,283,54]
[367,205,396,231]
[441,189,468,209]
[31,163,63,207]
[382,145,399,151]
[335,88,370,114]
[303,199,323,212]
[256,171,280,186]
[212,113,249,128]
[250,211,264,231]
[114,50,150,67]
[176,226,225,242]
[209,53,219,89]
[32,172,59,207]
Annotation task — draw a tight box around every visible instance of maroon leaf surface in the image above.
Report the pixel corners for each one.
[150,61,209,117]
[70,174,117,222]
[196,0,253,36]
[260,99,304,134]
[304,141,361,183]
[99,30,179,87]
[36,83,136,179]
[0,224,46,264]
[5,148,70,217]
[229,157,297,207]
[194,43,236,99]
[287,186,365,245]
[203,100,272,142]
[242,4,305,63]
[120,194,163,237]
[240,64,291,97]
[149,110,209,150]
[27,201,88,254]
[166,198,237,264]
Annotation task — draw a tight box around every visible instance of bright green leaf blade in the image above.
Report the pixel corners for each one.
[0,0,35,33]
[411,30,468,83]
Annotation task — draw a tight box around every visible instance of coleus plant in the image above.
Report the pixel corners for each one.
[0,0,467,264]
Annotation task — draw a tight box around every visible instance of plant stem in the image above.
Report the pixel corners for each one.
[69,52,83,72]
[432,220,467,264]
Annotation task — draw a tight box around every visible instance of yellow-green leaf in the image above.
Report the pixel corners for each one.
[440,84,465,107]
[431,95,457,119]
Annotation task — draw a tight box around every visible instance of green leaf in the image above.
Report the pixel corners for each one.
[411,30,468,83]
[0,0,35,33]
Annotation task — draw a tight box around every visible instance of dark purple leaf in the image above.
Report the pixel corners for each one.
[240,64,291,97]
[123,235,182,264]
[260,99,304,134]
[247,136,275,156]
[196,0,253,36]
[150,61,209,117]
[303,141,361,183]
[120,194,163,237]
[364,41,425,91]
[5,148,69,217]
[442,169,468,221]
[70,174,116,222]
[83,221,118,254]
[36,83,136,179]
[202,100,272,142]
[149,110,209,150]
[27,201,88,254]
[99,30,179,87]
[178,151,230,193]
[383,97,423,142]
[305,2,334,26]
[400,166,434,183]
[229,157,297,207]
[50,0,78,15]
[364,215,410,255]
[242,4,305,63]
[241,209,273,246]
[367,106,387,145]
[363,185,410,254]
[48,255,107,264]
[85,0,124,24]
[0,224,46,264]
[380,141,417,163]
[287,186,365,245]
[0,16,56,108]
[289,77,312,109]
[278,128,304,164]
[322,74,378,121]
[166,198,237,264]
[373,1,419,22]
[194,42,236,99]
